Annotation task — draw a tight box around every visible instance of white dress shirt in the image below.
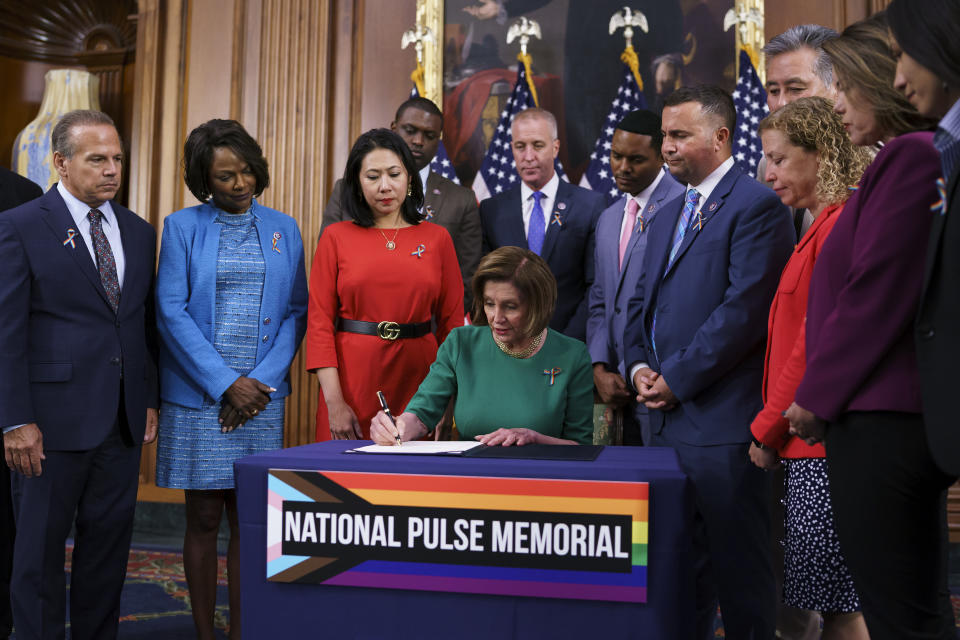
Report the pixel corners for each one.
[519,172,560,239]
[619,169,667,239]
[57,181,126,288]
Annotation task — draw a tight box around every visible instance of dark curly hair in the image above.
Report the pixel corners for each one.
[341,128,424,227]
[182,119,269,203]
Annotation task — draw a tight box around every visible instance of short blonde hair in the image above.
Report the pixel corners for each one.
[470,247,557,338]
[758,97,871,205]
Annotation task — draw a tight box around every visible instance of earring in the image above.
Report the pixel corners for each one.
[407,183,413,197]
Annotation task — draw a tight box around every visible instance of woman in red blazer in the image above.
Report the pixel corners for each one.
[750,97,872,637]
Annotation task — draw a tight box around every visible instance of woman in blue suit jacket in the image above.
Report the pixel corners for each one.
[155,120,307,639]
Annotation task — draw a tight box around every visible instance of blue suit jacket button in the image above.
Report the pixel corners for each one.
[264,317,272,325]
[262,335,269,343]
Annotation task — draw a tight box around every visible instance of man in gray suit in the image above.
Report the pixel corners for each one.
[586,110,683,445]
[321,97,481,312]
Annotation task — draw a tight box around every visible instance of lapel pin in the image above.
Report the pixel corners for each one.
[647,203,656,213]
[272,231,282,253]
[551,213,563,227]
[693,211,704,232]
[543,367,562,386]
[424,204,435,220]
[432,188,441,195]
[557,202,566,211]
[708,201,718,212]
[411,243,426,258]
[63,229,77,249]
[931,178,946,215]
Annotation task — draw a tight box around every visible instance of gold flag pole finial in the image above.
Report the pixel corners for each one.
[506,16,542,107]
[609,6,650,91]
[401,21,435,97]
[723,3,765,79]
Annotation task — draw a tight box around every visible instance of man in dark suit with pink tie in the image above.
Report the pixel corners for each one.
[0,110,158,640]
[586,109,683,445]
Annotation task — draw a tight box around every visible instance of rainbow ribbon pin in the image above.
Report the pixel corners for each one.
[931,177,947,215]
[543,367,562,386]
[272,231,282,253]
[411,244,425,258]
[552,213,563,227]
[692,211,704,232]
[63,229,76,249]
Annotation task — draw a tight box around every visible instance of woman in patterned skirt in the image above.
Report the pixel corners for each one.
[155,119,308,639]
[750,97,872,638]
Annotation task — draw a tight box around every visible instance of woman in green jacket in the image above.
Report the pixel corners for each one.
[371,246,594,446]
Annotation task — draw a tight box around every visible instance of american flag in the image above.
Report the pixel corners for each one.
[411,85,461,184]
[731,49,769,178]
[471,64,566,202]
[579,65,648,205]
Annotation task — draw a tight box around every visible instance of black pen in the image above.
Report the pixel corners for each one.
[376,390,402,447]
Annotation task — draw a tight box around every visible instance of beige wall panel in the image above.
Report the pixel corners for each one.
[357,1,417,151]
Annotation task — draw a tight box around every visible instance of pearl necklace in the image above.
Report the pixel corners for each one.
[493,329,543,359]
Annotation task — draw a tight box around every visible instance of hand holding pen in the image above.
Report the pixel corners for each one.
[376,391,403,447]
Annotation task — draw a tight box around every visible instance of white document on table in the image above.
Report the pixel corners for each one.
[346,441,484,455]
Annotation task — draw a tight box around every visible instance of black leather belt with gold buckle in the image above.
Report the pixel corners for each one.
[336,318,432,341]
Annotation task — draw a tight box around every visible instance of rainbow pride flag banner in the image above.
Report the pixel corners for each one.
[266,469,649,602]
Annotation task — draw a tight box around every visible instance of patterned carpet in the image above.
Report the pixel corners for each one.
[7,546,232,639]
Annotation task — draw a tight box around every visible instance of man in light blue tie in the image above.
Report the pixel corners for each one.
[586,109,683,445]
[480,108,605,340]
[623,86,793,639]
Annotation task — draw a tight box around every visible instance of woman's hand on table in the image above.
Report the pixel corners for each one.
[370,411,427,445]
[475,428,543,447]
[784,402,826,445]
[327,399,362,440]
[224,376,274,419]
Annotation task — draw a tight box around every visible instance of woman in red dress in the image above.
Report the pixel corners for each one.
[306,128,463,440]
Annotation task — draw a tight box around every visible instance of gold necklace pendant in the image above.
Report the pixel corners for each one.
[376,213,402,250]
[377,227,400,250]
[493,329,543,359]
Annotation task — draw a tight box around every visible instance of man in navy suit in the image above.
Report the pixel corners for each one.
[586,110,683,445]
[480,108,604,340]
[624,86,793,638]
[0,110,158,640]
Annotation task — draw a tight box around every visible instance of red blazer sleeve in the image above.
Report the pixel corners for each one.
[433,226,465,344]
[751,319,806,449]
[305,225,340,371]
